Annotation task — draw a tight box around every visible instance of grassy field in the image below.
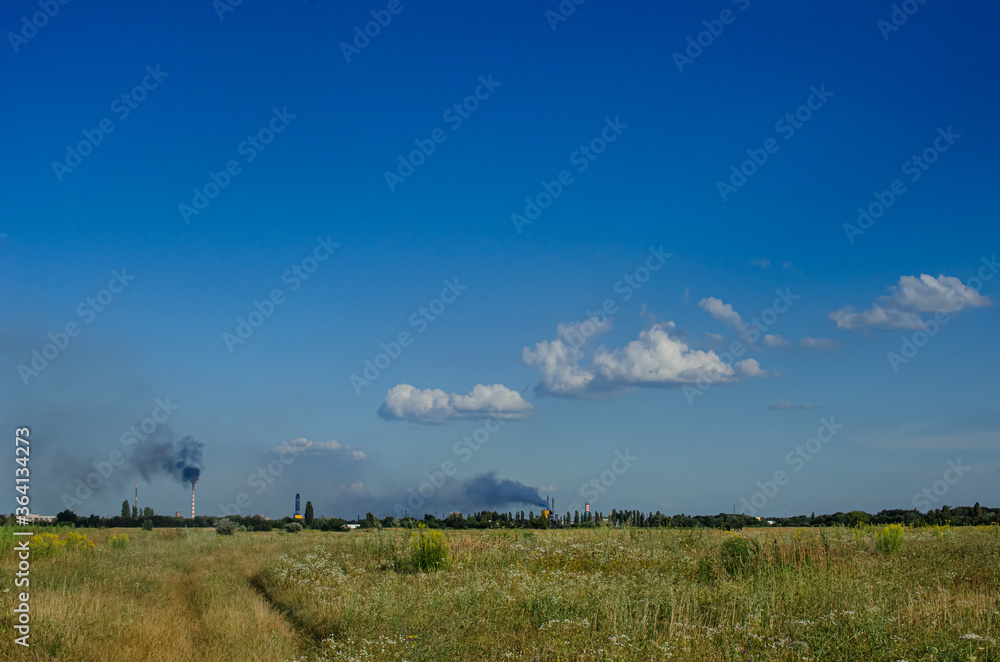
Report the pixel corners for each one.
[1,524,998,661]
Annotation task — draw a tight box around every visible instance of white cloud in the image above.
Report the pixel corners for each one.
[891,274,990,312]
[768,401,819,410]
[829,305,925,330]
[831,273,992,330]
[520,338,595,396]
[698,297,743,331]
[274,438,366,461]
[523,320,767,398]
[592,325,740,385]
[763,334,789,347]
[749,257,771,269]
[800,337,838,350]
[308,440,345,450]
[378,383,533,423]
[556,317,613,345]
[705,332,725,342]
[735,359,768,377]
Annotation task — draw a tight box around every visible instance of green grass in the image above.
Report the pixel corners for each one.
[2,525,998,661]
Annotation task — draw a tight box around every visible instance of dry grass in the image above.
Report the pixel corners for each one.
[1,528,302,661]
[1,525,998,661]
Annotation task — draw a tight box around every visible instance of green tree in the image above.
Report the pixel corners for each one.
[121,501,130,518]
[316,517,347,532]
[304,500,314,526]
[131,505,138,518]
[56,509,78,525]
[142,506,154,518]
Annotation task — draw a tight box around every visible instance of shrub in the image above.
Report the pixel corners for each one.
[315,517,347,532]
[67,531,96,551]
[31,531,95,558]
[875,524,905,554]
[395,524,449,572]
[216,518,239,535]
[720,535,760,574]
[285,522,303,533]
[31,532,61,558]
[141,519,154,531]
[108,533,129,550]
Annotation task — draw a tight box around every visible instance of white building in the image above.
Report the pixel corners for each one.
[23,514,55,523]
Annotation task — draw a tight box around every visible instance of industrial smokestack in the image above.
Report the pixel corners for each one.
[191,484,195,519]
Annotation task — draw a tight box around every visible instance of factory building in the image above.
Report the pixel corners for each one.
[540,496,559,524]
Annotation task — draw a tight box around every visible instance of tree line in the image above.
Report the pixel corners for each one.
[378,503,999,530]
[8,502,997,531]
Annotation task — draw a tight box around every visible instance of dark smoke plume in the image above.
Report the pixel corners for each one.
[461,472,547,508]
[130,434,203,486]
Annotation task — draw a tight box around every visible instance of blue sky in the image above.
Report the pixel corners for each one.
[2,0,998,520]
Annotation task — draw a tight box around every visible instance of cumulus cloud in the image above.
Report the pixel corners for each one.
[698,297,744,331]
[768,401,819,410]
[891,274,990,312]
[378,383,533,423]
[829,305,924,330]
[517,316,611,397]
[523,320,767,399]
[800,337,838,350]
[830,273,991,330]
[274,438,366,461]
[763,334,789,347]
[735,359,768,377]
